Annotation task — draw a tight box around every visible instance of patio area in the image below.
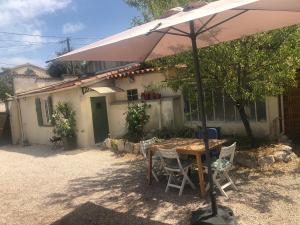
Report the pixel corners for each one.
[0,144,299,225]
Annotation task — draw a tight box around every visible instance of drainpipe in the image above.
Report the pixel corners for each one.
[16,98,25,145]
[158,99,162,129]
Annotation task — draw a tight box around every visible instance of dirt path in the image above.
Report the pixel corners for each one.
[0,145,299,225]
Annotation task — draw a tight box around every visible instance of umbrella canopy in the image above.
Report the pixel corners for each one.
[55,0,300,62]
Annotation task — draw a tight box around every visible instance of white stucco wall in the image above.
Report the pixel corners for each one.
[13,65,48,78]
[12,71,183,147]
[15,71,284,145]
[13,77,63,94]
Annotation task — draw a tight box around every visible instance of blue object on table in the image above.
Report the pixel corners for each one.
[197,128,219,139]
[198,128,220,160]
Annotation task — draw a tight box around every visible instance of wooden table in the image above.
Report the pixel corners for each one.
[148,138,227,197]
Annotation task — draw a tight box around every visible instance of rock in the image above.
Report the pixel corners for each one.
[273,151,288,162]
[234,151,258,168]
[117,139,125,152]
[283,152,297,163]
[279,145,293,153]
[124,142,134,153]
[133,143,141,154]
[258,155,275,167]
[104,138,111,149]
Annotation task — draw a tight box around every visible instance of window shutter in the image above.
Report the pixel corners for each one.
[35,98,43,126]
[47,96,54,125]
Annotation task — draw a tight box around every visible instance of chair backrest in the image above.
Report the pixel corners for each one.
[219,142,236,165]
[197,128,218,139]
[158,147,185,171]
[140,137,157,158]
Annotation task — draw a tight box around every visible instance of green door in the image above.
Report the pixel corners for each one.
[91,97,109,143]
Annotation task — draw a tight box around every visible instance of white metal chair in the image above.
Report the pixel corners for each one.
[158,147,195,196]
[204,142,238,198]
[140,137,161,182]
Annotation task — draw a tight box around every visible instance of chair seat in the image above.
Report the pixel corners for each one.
[165,159,193,170]
[211,159,232,171]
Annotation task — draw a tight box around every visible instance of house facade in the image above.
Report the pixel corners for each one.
[8,64,288,147]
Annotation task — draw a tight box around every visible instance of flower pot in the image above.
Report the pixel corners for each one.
[144,93,150,100]
[149,92,155,100]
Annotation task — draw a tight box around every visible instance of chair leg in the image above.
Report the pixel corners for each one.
[165,173,172,193]
[179,174,187,196]
[152,171,159,182]
[224,171,238,190]
[183,167,195,189]
[213,171,228,198]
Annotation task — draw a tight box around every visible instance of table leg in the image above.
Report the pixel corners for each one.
[148,149,153,185]
[196,153,206,197]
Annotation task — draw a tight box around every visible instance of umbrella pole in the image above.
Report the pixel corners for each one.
[189,21,218,216]
[189,21,237,225]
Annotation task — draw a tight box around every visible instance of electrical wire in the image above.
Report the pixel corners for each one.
[0,31,99,40]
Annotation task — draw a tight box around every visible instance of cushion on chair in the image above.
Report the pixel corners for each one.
[211,159,232,171]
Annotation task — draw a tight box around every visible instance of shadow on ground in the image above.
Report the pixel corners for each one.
[220,165,299,213]
[51,202,169,225]
[47,151,299,224]
[0,145,91,158]
[47,157,203,224]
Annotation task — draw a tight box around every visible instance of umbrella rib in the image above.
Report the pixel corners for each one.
[150,30,190,37]
[170,26,190,36]
[197,9,249,36]
[196,14,218,36]
[142,30,168,61]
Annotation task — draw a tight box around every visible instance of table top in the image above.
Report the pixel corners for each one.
[150,138,227,155]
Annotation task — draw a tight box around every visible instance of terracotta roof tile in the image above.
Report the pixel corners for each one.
[15,63,161,97]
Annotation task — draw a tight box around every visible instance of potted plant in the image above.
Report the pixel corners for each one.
[111,139,118,151]
[52,102,77,150]
[124,103,150,143]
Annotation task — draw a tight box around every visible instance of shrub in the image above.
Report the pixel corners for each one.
[52,102,76,139]
[124,103,150,142]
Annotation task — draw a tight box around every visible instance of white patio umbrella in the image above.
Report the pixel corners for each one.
[54,0,300,223]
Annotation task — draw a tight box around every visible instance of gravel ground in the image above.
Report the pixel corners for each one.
[0,145,299,225]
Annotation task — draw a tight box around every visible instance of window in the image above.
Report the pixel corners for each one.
[127,89,138,101]
[184,90,267,123]
[35,96,53,126]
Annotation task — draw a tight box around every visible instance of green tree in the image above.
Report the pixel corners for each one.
[125,0,300,145]
[47,47,87,78]
[0,69,13,101]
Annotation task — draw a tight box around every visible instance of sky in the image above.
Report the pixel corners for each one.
[0,0,140,69]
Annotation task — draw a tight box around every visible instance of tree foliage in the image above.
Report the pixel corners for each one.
[52,102,76,139]
[125,0,300,145]
[0,69,14,101]
[47,47,87,78]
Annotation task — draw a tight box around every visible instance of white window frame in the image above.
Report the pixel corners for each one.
[184,90,267,123]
